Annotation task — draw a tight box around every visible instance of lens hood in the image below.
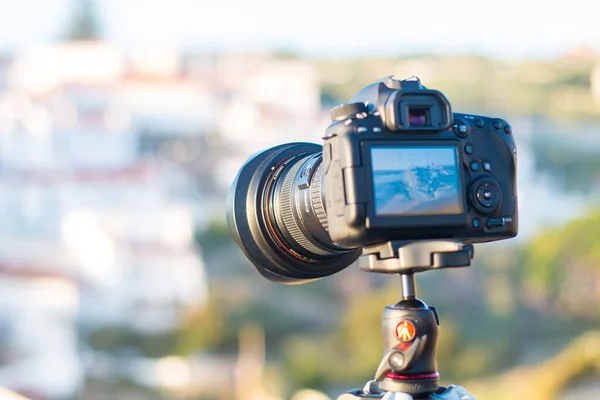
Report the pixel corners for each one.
[226,142,361,284]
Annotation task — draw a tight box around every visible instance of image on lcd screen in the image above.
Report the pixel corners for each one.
[371,146,462,216]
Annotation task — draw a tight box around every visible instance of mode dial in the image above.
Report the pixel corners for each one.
[330,102,368,122]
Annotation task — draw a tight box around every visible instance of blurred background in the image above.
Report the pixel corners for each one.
[1,0,600,399]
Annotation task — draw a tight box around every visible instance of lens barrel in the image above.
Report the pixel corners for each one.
[226,143,361,283]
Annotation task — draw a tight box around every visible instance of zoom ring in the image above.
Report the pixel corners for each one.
[279,157,331,256]
[311,162,329,232]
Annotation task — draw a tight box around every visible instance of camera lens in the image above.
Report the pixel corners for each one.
[226,143,361,284]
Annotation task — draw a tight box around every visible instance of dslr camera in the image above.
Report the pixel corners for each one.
[227,76,518,283]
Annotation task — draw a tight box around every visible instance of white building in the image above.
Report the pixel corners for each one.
[8,42,124,95]
[0,274,82,399]
[0,42,211,398]
[213,57,324,192]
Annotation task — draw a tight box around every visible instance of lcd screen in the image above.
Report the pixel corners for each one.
[371,146,462,216]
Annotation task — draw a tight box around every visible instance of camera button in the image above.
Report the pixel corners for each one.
[454,121,469,137]
[504,124,512,134]
[472,218,481,228]
[464,144,474,154]
[476,118,484,128]
[470,161,480,171]
[373,127,382,133]
[482,160,492,172]
[487,218,506,228]
[493,119,503,129]
[357,127,368,133]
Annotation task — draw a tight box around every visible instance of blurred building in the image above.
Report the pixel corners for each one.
[194,53,325,193]
[0,274,81,399]
[0,41,211,398]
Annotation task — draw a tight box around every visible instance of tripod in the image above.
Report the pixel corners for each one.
[337,240,475,400]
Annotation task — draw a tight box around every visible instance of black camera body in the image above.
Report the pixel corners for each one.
[322,76,518,248]
[226,76,518,283]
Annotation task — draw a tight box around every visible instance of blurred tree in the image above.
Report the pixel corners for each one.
[553,63,594,88]
[465,330,600,400]
[87,325,177,357]
[320,86,342,108]
[63,0,102,41]
[522,208,600,316]
[532,142,600,193]
[280,285,401,391]
[173,298,228,355]
[87,299,228,358]
[195,219,234,257]
[82,377,165,400]
[313,54,600,119]
[88,326,141,354]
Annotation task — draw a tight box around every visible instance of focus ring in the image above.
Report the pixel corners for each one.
[311,162,328,232]
[279,156,331,256]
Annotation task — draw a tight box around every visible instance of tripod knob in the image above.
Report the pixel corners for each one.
[388,351,405,369]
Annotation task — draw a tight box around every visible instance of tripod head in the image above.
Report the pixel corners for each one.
[359,240,474,276]
[339,240,473,399]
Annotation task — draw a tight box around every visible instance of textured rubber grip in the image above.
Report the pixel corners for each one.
[279,156,331,256]
[311,162,328,232]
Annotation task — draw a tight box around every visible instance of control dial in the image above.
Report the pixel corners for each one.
[330,102,368,121]
[469,178,502,214]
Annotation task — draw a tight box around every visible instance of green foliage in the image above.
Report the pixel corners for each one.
[63,0,102,41]
[532,142,600,193]
[88,326,178,357]
[282,336,337,389]
[466,331,600,400]
[88,300,227,358]
[552,65,593,88]
[88,326,140,353]
[195,218,234,256]
[279,288,395,391]
[314,54,600,120]
[227,296,312,344]
[172,299,228,354]
[82,377,165,399]
[523,208,600,302]
[320,85,343,108]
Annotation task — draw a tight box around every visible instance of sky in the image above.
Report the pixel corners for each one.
[0,0,599,59]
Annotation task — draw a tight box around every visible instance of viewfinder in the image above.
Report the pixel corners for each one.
[408,107,431,127]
